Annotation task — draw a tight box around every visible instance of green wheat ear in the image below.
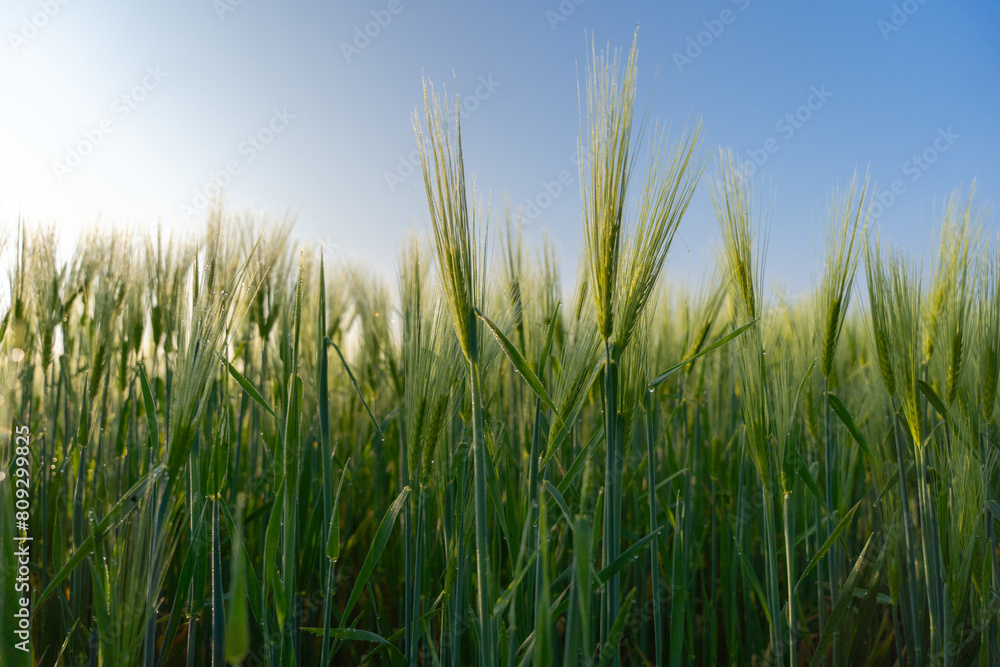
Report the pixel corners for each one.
[818,169,869,381]
[711,147,770,483]
[885,248,923,447]
[929,183,982,405]
[414,77,487,365]
[581,30,637,344]
[614,119,705,352]
[712,150,765,325]
[399,234,456,481]
[580,30,706,353]
[978,232,1000,421]
[865,235,896,397]
[414,74,497,666]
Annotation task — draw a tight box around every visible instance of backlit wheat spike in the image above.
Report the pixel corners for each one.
[934,184,981,405]
[712,148,770,481]
[581,31,638,343]
[819,169,869,380]
[414,76,496,667]
[884,248,923,448]
[865,233,896,397]
[978,232,1000,420]
[414,78,486,364]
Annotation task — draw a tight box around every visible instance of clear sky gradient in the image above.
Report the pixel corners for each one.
[1,0,997,295]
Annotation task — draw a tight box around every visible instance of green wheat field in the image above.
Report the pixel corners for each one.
[1,37,998,666]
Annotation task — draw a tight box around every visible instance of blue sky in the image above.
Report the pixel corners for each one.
[1,0,997,295]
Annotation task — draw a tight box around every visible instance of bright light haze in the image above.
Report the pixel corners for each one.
[2,0,997,294]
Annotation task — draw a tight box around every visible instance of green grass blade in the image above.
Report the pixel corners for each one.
[535,490,553,667]
[210,501,226,665]
[483,435,512,550]
[475,307,561,419]
[543,481,573,528]
[795,453,826,510]
[114,395,132,456]
[536,301,561,375]
[574,514,594,654]
[37,467,164,606]
[556,424,605,499]
[873,471,901,508]
[302,627,404,656]
[138,361,159,451]
[223,503,250,666]
[326,464,351,561]
[808,532,879,667]
[220,499,263,625]
[782,360,816,480]
[340,486,412,626]
[727,515,772,629]
[597,588,636,667]
[158,502,210,667]
[796,499,862,593]
[668,492,686,667]
[544,367,602,464]
[827,392,876,463]
[53,620,79,667]
[265,478,286,627]
[596,526,663,585]
[227,359,276,417]
[918,379,949,423]
[648,319,757,389]
[492,549,540,617]
[326,337,385,440]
